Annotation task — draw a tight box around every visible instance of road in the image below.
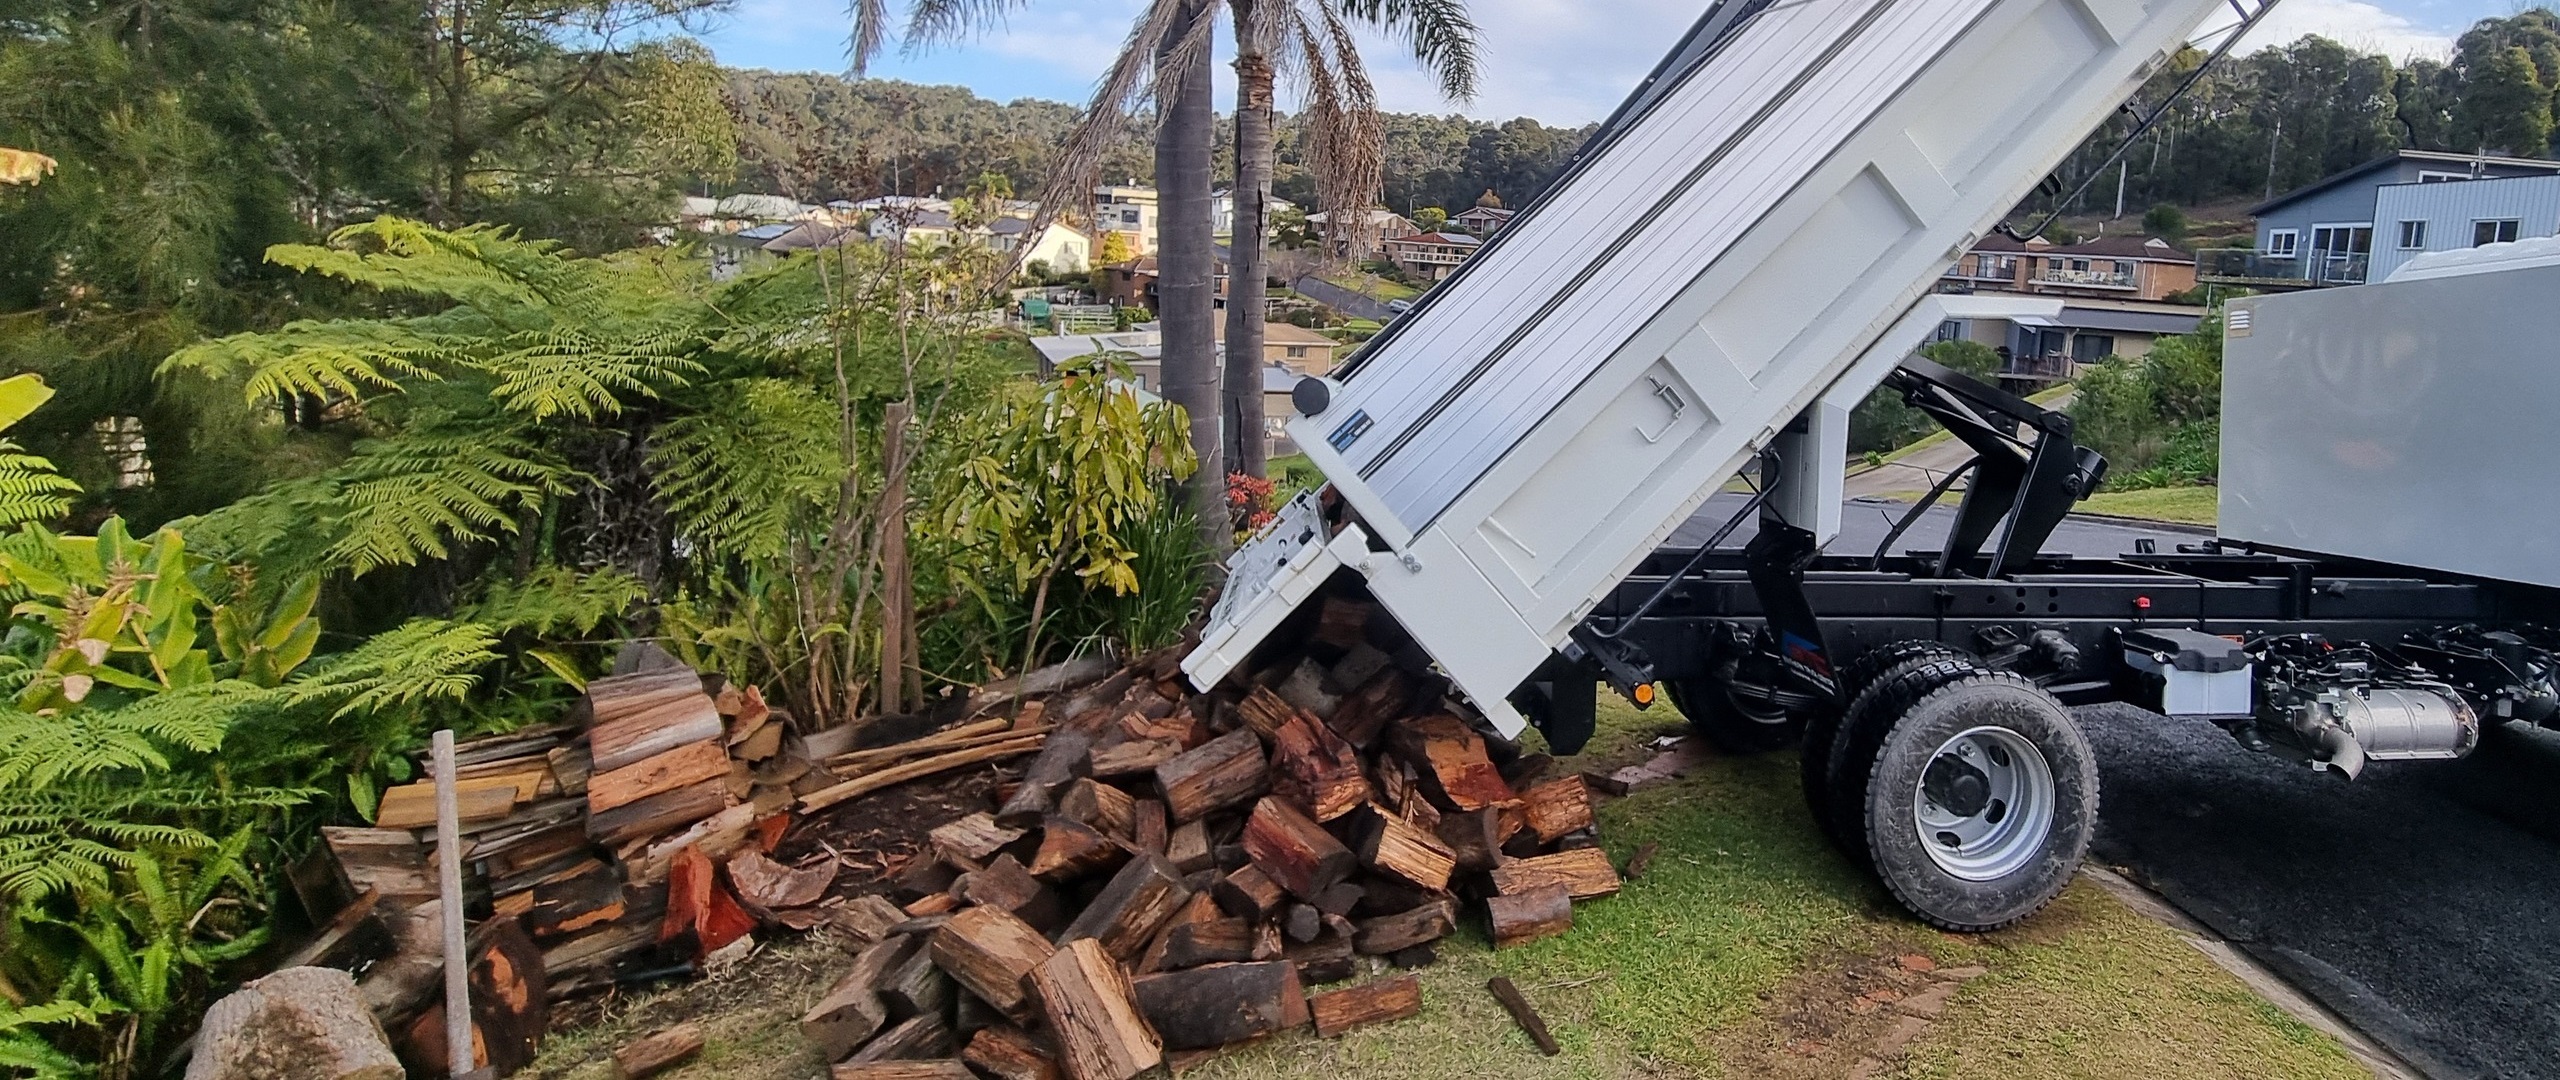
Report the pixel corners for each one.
[1669,496,2560,1079]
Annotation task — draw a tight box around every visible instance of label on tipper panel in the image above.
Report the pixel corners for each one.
[1327,410,1373,452]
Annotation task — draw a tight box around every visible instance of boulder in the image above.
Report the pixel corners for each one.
[186,967,403,1080]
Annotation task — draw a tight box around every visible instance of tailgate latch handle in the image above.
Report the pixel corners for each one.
[1636,377,1686,444]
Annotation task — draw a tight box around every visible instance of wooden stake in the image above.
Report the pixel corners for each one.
[880,398,913,715]
[800,734,1048,813]
[1485,977,1560,1056]
[1308,975,1421,1037]
[431,729,472,1077]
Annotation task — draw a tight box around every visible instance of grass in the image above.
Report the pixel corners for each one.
[1864,382,2078,467]
[1319,271,1419,303]
[525,697,2360,1080]
[2078,485,2219,525]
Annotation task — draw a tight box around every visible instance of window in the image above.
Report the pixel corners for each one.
[2418,170,2474,183]
[2474,219,2521,246]
[2071,334,2116,364]
[2398,220,2428,249]
[1932,319,1966,343]
[94,416,152,489]
[2265,229,2299,257]
[1285,346,1309,358]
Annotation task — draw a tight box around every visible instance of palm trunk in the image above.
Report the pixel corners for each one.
[1156,0,1227,555]
[1223,1,1274,480]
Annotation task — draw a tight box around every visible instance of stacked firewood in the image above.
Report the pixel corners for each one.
[798,593,1620,1080]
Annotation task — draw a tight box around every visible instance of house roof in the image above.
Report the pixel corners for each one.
[1386,231,1482,248]
[1262,364,1301,393]
[712,194,810,220]
[731,222,795,242]
[2050,235,2187,260]
[1114,256,1160,275]
[1454,206,1515,220]
[2055,305,2201,336]
[761,223,853,252]
[2250,149,2560,216]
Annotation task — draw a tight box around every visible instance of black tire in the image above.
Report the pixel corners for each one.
[1823,656,1989,868]
[1666,679,1804,754]
[1801,642,1971,848]
[1860,673,2098,932]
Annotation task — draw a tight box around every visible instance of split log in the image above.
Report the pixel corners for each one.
[1057,855,1192,964]
[962,1027,1059,1080]
[1485,884,1572,949]
[930,812,1026,865]
[847,1013,955,1062]
[320,827,437,902]
[1250,922,1286,964]
[1240,797,1354,902]
[904,892,961,918]
[832,718,1012,769]
[1308,975,1421,1037]
[727,850,835,914]
[1267,713,1370,822]
[1348,806,1456,892]
[1391,715,1514,811]
[1283,934,1355,985]
[1159,919,1253,969]
[957,854,1066,933]
[996,729,1099,827]
[588,740,730,816]
[372,776,518,828]
[1433,808,1504,873]
[828,895,912,945]
[1028,817,1129,883]
[881,941,955,1019]
[526,865,625,940]
[1486,977,1561,1056]
[929,906,1053,1021]
[1352,900,1456,956]
[802,734,1048,814]
[662,843,757,959]
[1490,849,1621,900]
[1027,939,1162,1080]
[1231,685,1296,740]
[1056,778,1135,839]
[613,1023,705,1079]
[590,778,727,846]
[1134,892,1222,975]
[894,859,963,903]
[627,803,761,885]
[1518,776,1594,844]
[1283,903,1322,944]
[1087,739,1181,781]
[1153,729,1267,824]
[189,967,403,1080]
[1311,595,1374,649]
[1164,821,1214,875]
[967,653,1119,716]
[1131,962,1308,1051]
[1324,669,1409,751]
[1273,659,1340,719]
[801,935,923,1059]
[1209,865,1286,922]
[830,1063,973,1080]
[589,689,723,774]
[1131,799,1167,857]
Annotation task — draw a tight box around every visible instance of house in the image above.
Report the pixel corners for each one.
[1931,297,2203,380]
[2200,149,2560,289]
[702,222,799,279]
[1094,184,1159,255]
[678,193,820,234]
[1941,234,2196,302]
[991,218,1091,273]
[1450,205,1515,235]
[868,208,964,248]
[1210,189,1298,236]
[1024,325,1336,457]
[1303,208,1420,259]
[1379,231,1482,282]
[1100,257,1159,309]
[2368,173,2560,281]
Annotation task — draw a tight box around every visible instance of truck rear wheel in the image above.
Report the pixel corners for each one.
[1666,679,1803,754]
[1859,673,2097,932]
[1803,642,1971,851]
[1822,655,1987,865]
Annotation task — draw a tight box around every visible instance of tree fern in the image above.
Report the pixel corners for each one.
[0,439,78,528]
[483,325,703,420]
[280,618,497,718]
[326,431,574,576]
[0,691,249,789]
[649,379,844,561]
[460,567,647,637]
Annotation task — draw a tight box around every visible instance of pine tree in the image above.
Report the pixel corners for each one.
[2455,45,2554,155]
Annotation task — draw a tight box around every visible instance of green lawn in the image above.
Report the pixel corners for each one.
[2078,485,2219,526]
[530,696,2360,1080]
[1319,271,1419,303]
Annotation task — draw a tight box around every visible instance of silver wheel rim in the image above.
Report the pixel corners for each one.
[1910,725,2054,881]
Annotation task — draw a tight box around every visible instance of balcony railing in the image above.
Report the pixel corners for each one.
[2033,267,2136,289]
[2196,248,2368,286]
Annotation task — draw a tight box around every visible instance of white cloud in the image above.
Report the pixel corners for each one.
[2220,0,2457,60]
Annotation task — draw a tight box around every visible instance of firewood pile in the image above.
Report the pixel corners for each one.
[797,592,1621,1079]
[287,591,1616,1078]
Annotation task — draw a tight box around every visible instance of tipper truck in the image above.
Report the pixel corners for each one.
[1184,0,2560,933]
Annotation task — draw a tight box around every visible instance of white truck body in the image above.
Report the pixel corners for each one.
[1188,0,2254,734]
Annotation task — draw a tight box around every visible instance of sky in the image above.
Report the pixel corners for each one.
[695,1,2539,126]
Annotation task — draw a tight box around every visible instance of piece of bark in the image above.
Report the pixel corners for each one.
[190,967,403,1080]
[848,1013,956,1062]
[1028,939,1162,1080]
[1209,865,1286,922]
[882,940,955,1019]
[1353,900,1456,956]
[1057,855,1192,964]
[1348,805,1457,892]
[1251,921,1287,963]
[996,728,1099,827]
[589,778,728,846]
[801,936,923,1059]
[1324,669,1408,751]
[1283,929,1355,984]
[958,854,1066,934]
[1132,962,1309,1051]
[1308,975,1419,1037]
[1486,976,1561,1056]
[829,1063,974,1080]
[1623,841,1659,880]
[626,802,761,885]
[1232,685,1297,740]
[1088,739,1181,781]
[891,913,956,937]
[1490,849,1621,900]
[589,688,724,774]
[1390,714,1515,811]
[803,734,1049,814]
[1159,918,1254,969]
[1152,729,1268,824]
[727,849,835,915]
[613,1022,705,1079]
[662,843,757,960]
[931,812,1027,865]
[929,906,1054,1021]
[1267,712,1371,822]
[962,1027,1059,1080]
[828,895,912,945]
[1028,817,1129,883]
[1581,769,1632,797]
[1164,820,1214,874]
[1056,778,1136,839]
[1130,799,1167,857]
[1239,797,1354,902]
[1434,807,1503,873]
[1518,776,1594,844]
[1486,884,1573,949]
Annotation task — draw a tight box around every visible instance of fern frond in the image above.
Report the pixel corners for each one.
[0,781,307,903]
[0,689,259,790]
[326,433,573,575]
[283,619,496,718]
[648,379,844,561]
[161,318,447,403]
[483,326,705,421]
[0,439,78,527]
[461,567,647,637]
